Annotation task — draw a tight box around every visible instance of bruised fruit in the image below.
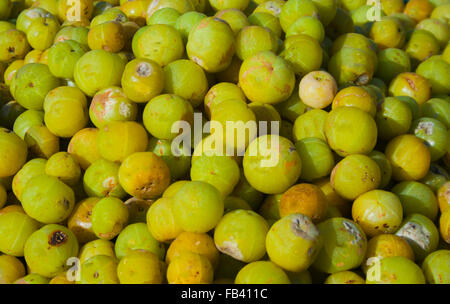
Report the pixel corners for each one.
[396,213,440,261]
[266,213,322,272]
[214,209,268,263]
[24,224,79,278]
[312,217,367,274]
[121,58,165,103]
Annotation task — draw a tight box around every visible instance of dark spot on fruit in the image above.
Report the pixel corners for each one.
[374,226,379,229]
[28,82,34,88]
[60,198,70,210]
[48,230,68,246]
[93,272,99,278]
[8,47,15,53]
[383,223,389,228]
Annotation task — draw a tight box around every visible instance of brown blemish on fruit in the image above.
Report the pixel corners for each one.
[136,62,151,77]
[417,121,433,135]
[218,241,243,260]
[396,222,430,250]
[405,77,417,91]
[48,230,68,246]
[290,214,319,240]
[60,198,70,210]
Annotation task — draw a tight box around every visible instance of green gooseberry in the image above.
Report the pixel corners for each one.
[78,255,119,284]
[48,39,88,80]
[248,12,282,38]
[132,24,184,67]
[295,137,335,182]
[375,48,411,84]
[143,93,194,140]
[392,181,438,221]
[266,213,323,272]
[280,34,323,77]
[331,154,381,200]
[147,7,180,27]
[375,97,412,141]
[175,11,207,43]
[83,158,126,198]
[243,135,302,194]
[236,25,278,61]
[74,50,126,97]
[416,57,450,95]
[114,222,165,260]
[21,174,75,224]
[214,8,250,35]
[13,63,61,110]
[45,152,81,186]
[235,261,290,284]
[366,256,425,284]
[325,107,377,156]
[54,26,89,46]
[421,250,450,284]
[0,211,40,256]
[0,29,30,62]
[24,224,79,278]
[420,164,449,192]
[293,109,328,142]
[79,239,117,265]
[191,155,240,197]
[0,127,28,178]
[186,17,235,73]
[43,86,89,138]
[26,16,60,51]
[172,181,224,233]
[286,16,324,42]
[163,59,208,108]
[279,0,319,33]
[91,197,129,240]
[214,209,269,263]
